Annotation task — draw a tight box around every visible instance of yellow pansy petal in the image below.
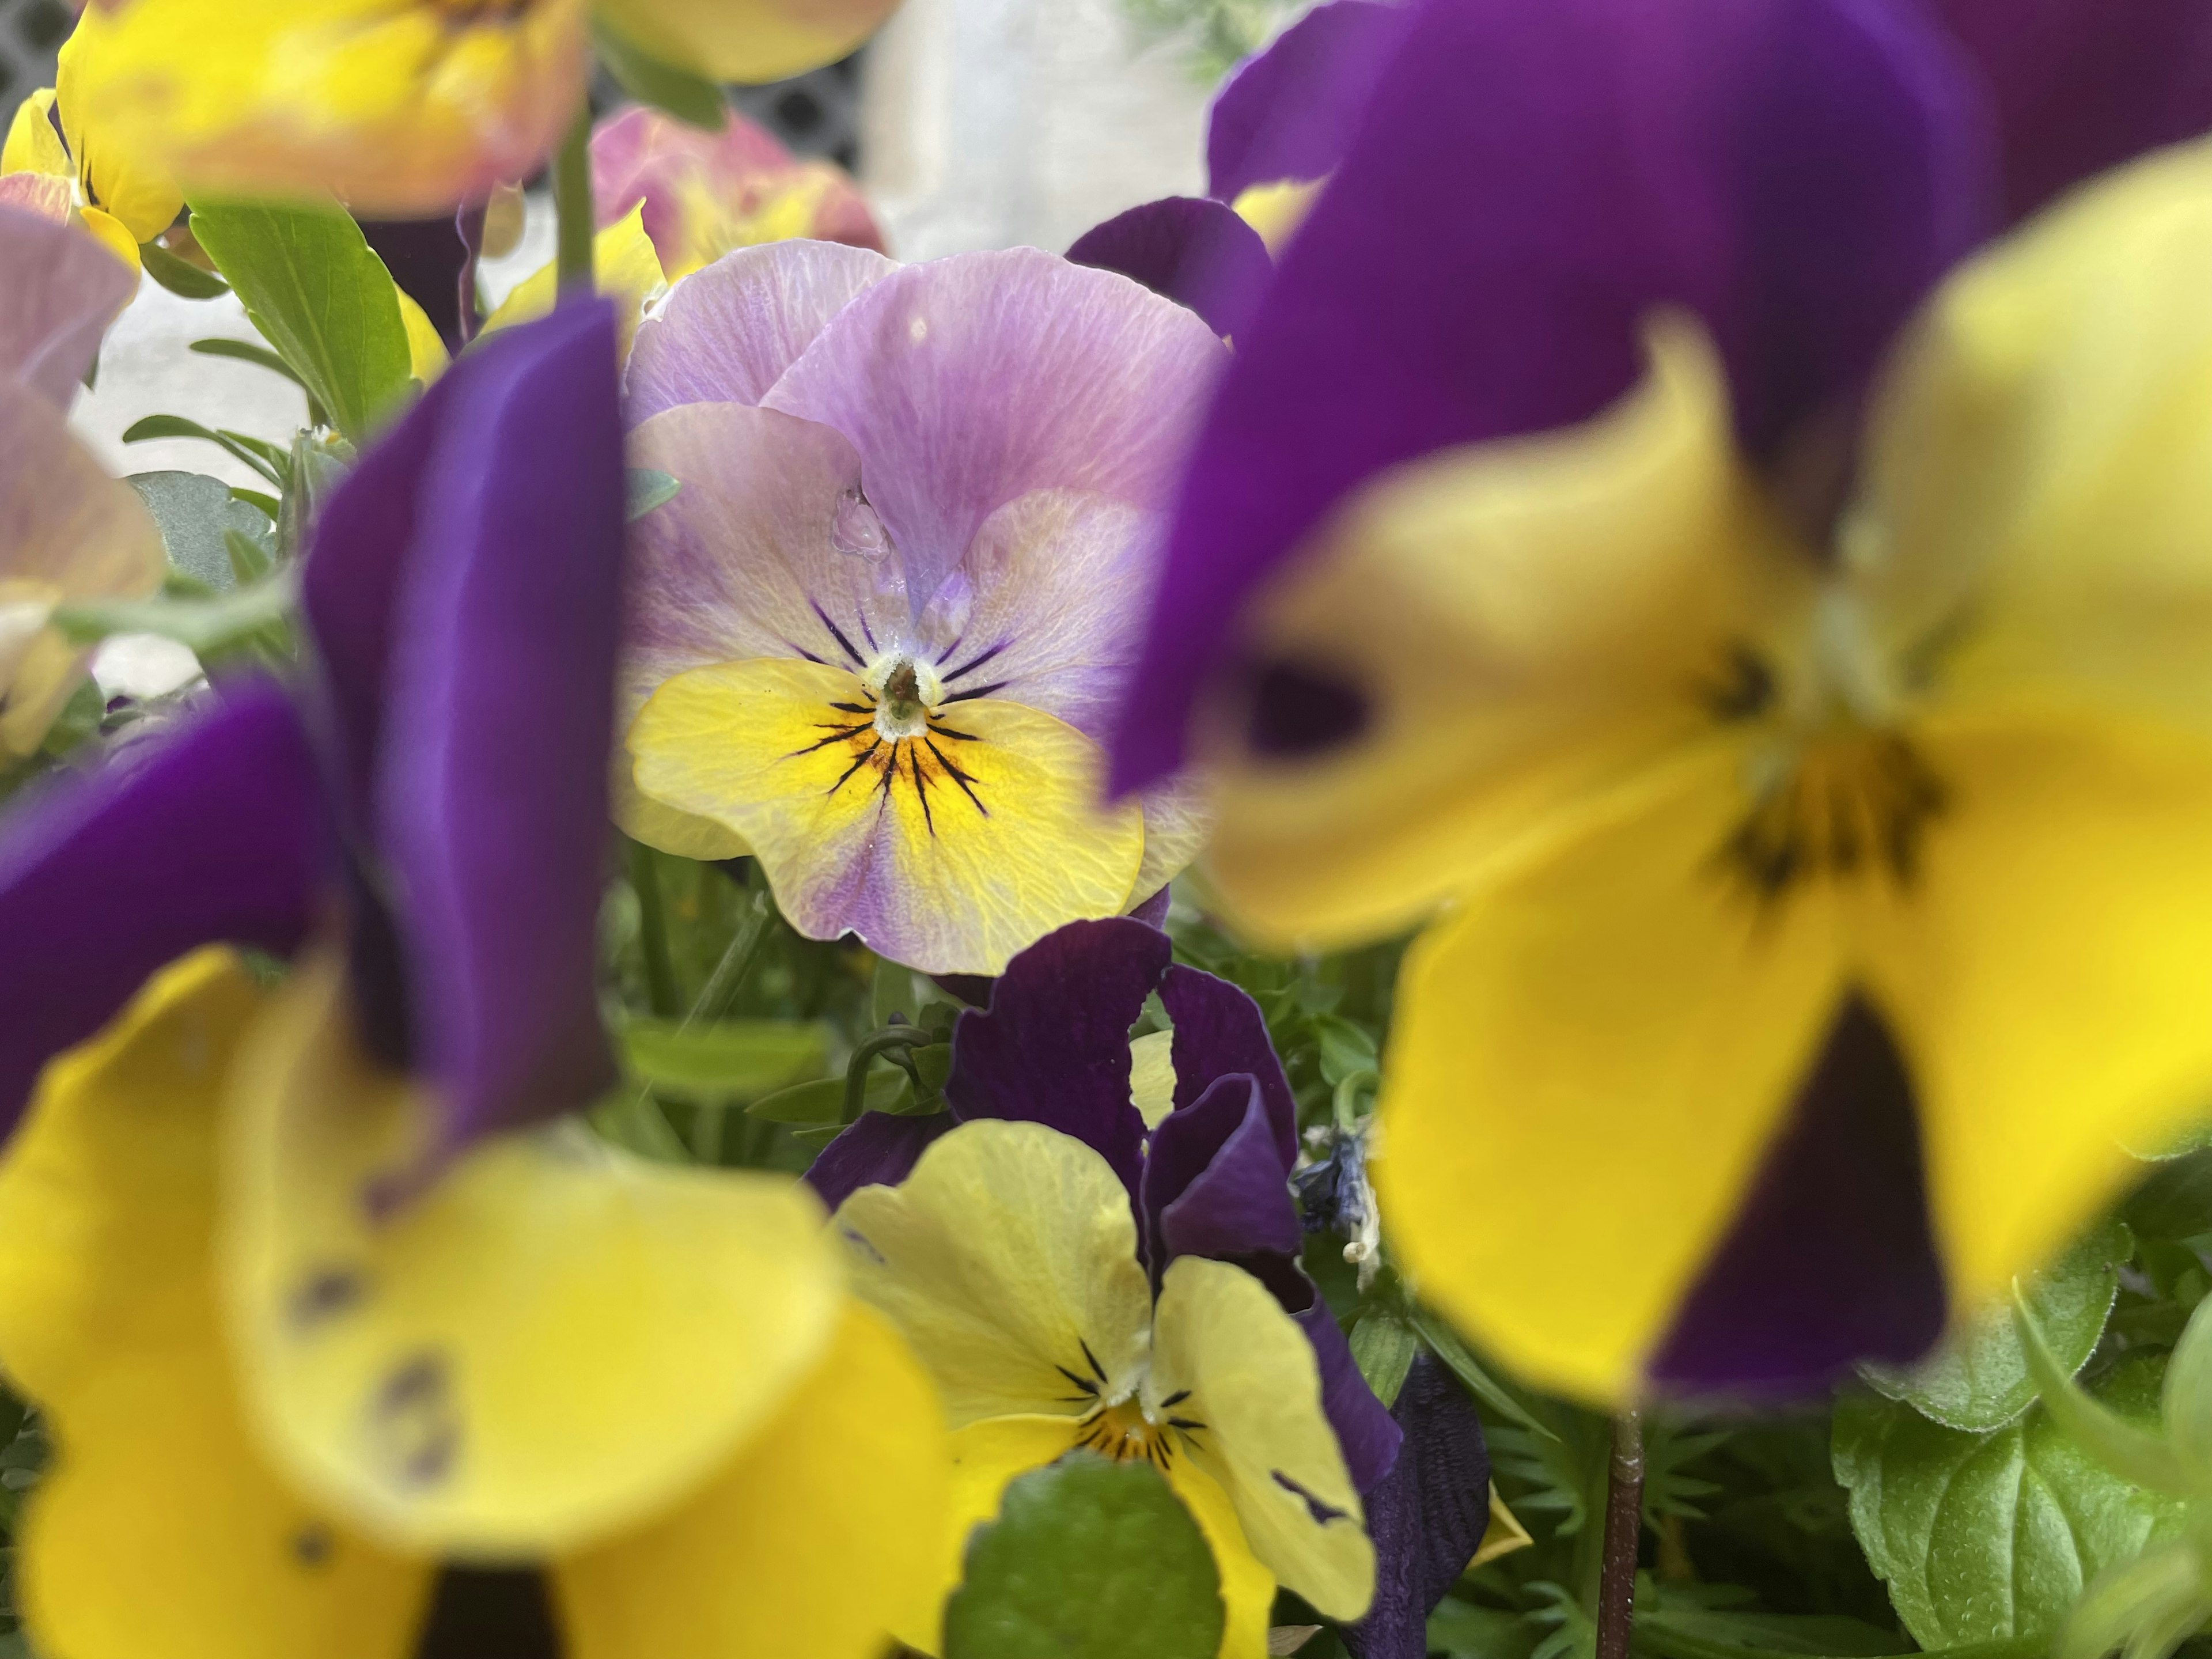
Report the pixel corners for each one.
[596,0,900,85]
[631,658,1145,975]
[1149,1256,1372,1623]
[1129,1029,1177,1130]
[223,951,843,1556]
[1200,316,1798,951]
[394,288,448,384]
[1166,1456,1279,1659]
[481,203,664,359]
[0,952,430,1659]
[1229,179,1319,256]
[55,7,183,243]
[834,1119,1154,1427]
[1471,1486,1534,1567]
[1374,752,1850,1404]
[74,204,140,270]
[613,752,750,860]
[70,0,587,217]
[1856,709,2212,1306]
[1859,135,2212,737]
[3,88,69,180]
[558,1302,950,1659]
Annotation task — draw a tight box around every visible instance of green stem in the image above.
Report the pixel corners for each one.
[630,841,677,1019]
[552,104,595,295]
[842,1028,933,1124]
[690,891,774,1025]
[1332,1067,1378,1134]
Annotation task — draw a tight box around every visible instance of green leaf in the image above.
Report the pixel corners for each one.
[2014,1293,2195,1497]
[126,471,278,593]
[943,1452,1225,1659]
[1349,1307,1418,1407]
[189,336,306,387]
[230,486,282,522]
[745,1069,909,1126]
[615,1017,829,1104]
[1411,1308,1562,1444]
[1833,1353,2191,1648]
[1427,1599,1544,1659]
[188,199,412,441]
[626,467,683,521]
[2126,1149,2212,1244]
[591,18,728,128]
[122,415,285,487]
[1862,1219,2131,1430]
[1312,1014,1379,1089]
[139,240,229,299]
[52,569,297,657]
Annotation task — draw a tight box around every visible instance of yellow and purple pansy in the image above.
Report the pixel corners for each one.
[618,241,1225,975]
[1108,0,2212,1407]
[0,302,947,1657]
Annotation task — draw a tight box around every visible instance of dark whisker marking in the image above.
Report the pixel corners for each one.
[827,740,882,796]
[810,601,868,669]
[1079,1339,1108,1384]
[1158,1389,1191,1408]
[873,742,903,802]
[830,700,873,714]
[1055,1365,1099,1397]
[1168,1416,1206,1431]
[926,722,979,741]
[941,640,1009,684]
[778,637,830,666]
[786,723,873,759]
[910,745,937,836]
[858,612,878,650]
[941,680,1010,704]
[926,738,990,816]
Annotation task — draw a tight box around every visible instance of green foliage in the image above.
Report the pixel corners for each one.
[137,240,229,300]
[943,1453,1225,1659]
[187,199,412,441]
[1115,0,1302,83]
[592,20,728,128]
[122,413,289,488]
[126,469,278,593]
[626,468,684,521]
[615,1016,830,1104]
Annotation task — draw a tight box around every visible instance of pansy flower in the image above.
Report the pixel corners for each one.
[618,241,1224,974]
[0,302,946,1657]
[811,917,1497,1654]
[65,0,902,216]
[592,103,884,282]
[0,203,164,762]
[1108,0,2212,1404]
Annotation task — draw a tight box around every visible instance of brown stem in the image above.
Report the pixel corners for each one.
[1594,1409,1645,1659]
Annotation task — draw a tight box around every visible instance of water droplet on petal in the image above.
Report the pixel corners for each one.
[832,487,892,562]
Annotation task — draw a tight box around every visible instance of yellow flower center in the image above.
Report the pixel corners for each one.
[1073,1393,1205,1474]
[785,652,988,832]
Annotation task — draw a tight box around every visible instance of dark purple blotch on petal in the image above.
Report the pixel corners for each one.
[1342,1353,1494,1659]
[1067,197,1274,340]
[370,301,628,1150]
[1930,0,2212,224]
[1161,964,1298,1173]
[1233,1251,1402,1495]
[1246,656,1371,759]
[806,1109,954,1213]
[1649,993,1946,1397]
[944,916,1166,1198]
[0,682,328,1135]
[1143,1073,1304,1271]
[1206,0,1415,202]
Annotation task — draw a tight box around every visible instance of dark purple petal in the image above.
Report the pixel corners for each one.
[1111,0,1992,792]
[360,215,472,351]
[1066,197,1274,339]
[806,1110,954,1211]
[1144,1074,1302,1270]
[1128,885,1172,929]
[945,916,1167,1196]
[1206,0,1414,201]
[1930,0,2212,223]
[0,681,328,1135]
[1161,964,1298,1174]
[374,302,627,1148]
[1342,1354,1493,1659]
[1233,1251,1403,1495]
[1649,995,1945,1397]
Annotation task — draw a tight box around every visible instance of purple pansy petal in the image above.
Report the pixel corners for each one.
[1234,1250,1403,1494]
[1160,963,1298,1173]
[375,302,627,1149]
[625,240,897,422]
[1146,1073,1304,1268]
[806,1109,954,1211]
[945,915,1166,1196]
[0,203,136,406]
[1205,0,1414,202]
[0,681,328,1134]
[1128,885,1171,929]
[1930,0,2212,222]
[1111,0,1992,793]
[1649,997,1945,1397]
[1342,1354,1493,1659]
[1066,196,1274,340]
[762,248,1228,615]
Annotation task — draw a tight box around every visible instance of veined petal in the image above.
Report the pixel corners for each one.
[1857,135,2212,742]
[556,1303,950,1659]
[1143,1075,1300,1270]
[0,171,73,224]
[833,1120,1154,1428]
[1374,753,1849,1404]
[1148,1256,1373,1622]
[763,248,1228,612]
[54,6,183,243]
[70,0,588,216]
[1193,319,1800,949]
[1133,768,1213,900]
[480,204,664,359]
[630,660,1143,976]
[624,239,897,420]
[0,953,430,1659]
[1855,709,2212,1306]
[222,952,844,1556]
[594,0,900,85]
[1204,0,1411,201]
[0,199,137,403]
[1161,964,1298,1171]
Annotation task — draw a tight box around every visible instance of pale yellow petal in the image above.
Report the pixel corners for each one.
[222,950,844,1556]
[630,658,1145,975]
[1168,1453,1280,1659]
[1471,1486,1534,1567]
[558,1302,950,1659]
[1229,180,1317,257]
[1199,316,1801,950]
[1128,1029,1177,1130]
[55,6,182,242]
[394,287,448,384]
[595,0,900,84]
[3,89,69,180]
[481,203,664,359]
[899,1414,1082,1655]
[613,749,750,860]
[1374,751,1849,1404]
[1148,1256,1372,1622]
[833,1119,1154,1427]
[74,204,140,270]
